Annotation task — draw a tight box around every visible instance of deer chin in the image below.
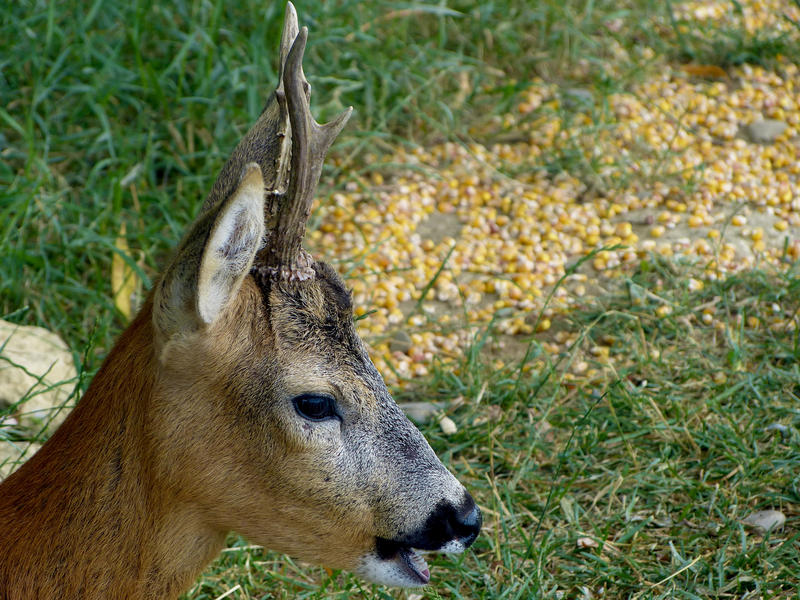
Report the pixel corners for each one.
[355,536,468,587]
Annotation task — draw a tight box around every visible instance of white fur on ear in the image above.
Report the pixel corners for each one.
[197,163,265,325]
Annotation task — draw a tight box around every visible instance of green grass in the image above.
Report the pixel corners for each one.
[400,262,800,599]
[2,1,800,598]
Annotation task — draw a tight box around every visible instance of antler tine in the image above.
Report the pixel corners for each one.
[276,2,301,99]
[265,26,353,280]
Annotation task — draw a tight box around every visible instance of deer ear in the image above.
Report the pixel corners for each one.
[197,163,265,324]
[155,163,265,336]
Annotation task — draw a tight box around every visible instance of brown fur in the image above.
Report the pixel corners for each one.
[0,297,226,599]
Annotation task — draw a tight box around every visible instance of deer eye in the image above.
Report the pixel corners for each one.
[293,394,338,421]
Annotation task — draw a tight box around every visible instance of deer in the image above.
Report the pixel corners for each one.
[0,4,480,599]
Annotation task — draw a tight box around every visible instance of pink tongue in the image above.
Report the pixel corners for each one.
[403,549,430,583]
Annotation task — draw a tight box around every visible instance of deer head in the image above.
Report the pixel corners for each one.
[150,3,480,587]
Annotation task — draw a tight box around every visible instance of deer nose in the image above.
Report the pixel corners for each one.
[455,496,482,548]
[405,492,481,552]
[450,493,481,548]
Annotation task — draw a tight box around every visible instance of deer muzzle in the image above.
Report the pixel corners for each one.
[378,492,481,585]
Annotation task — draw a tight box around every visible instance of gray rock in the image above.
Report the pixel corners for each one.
[0,320,77,435]
[562,88,594,109]
[743,119,788,144]
[388,330,413,354]
[399,401,443,424]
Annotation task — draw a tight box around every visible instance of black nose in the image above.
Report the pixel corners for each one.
[404,492,482,551]
[456,495,482,547]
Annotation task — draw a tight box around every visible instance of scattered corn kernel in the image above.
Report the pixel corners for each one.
[687,278,703,292]
[687,215,704,228]
[655,305,672,318]
[313,20,800,385]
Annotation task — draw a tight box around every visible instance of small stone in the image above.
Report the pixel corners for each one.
[535,419,557,443]
[576,536,599,550]
[741,509,786,534]
[399,401,442,424]
[742,119,788,144]
[562,88,594,108]
[388,330,412,354]
[764,422,790,442]
[438,415,457,435]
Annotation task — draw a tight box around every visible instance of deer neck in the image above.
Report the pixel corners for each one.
[0,299,226,600]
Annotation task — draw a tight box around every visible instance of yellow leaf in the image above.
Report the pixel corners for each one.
[111,223,139,320]
[680,64,728,79]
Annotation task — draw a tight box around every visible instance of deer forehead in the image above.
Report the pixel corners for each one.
[192,263,385,410]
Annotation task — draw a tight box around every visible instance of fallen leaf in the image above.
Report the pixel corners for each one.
[681,64,728,79]
[111,223,139,321]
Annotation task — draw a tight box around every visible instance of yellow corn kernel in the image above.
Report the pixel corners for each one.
[615,222,633,237]
[650,225,665,238]
[731,215,746,226]
[624,233,639,245]
[688,278,703,292]
[751,227,764,241]
[655,305,672,318]
[775,220,789,231]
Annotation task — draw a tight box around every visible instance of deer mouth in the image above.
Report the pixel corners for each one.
[373,537,431,585]
[396,545,431,584]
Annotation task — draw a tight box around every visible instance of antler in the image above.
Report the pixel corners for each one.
[263,25,352,281]
[200,3,350,282]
